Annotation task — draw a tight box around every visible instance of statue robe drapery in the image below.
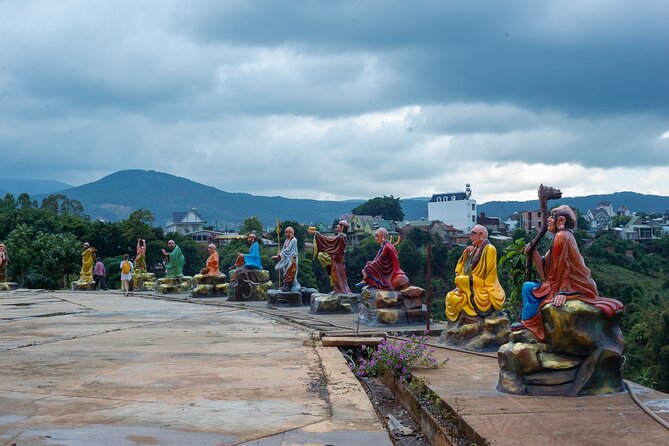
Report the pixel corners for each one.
[521,229,623,340]
[165,245,185,278]
[275,237,300,290]
[362,240,408,290]
[314,232,351,294]
[445,241,506,322]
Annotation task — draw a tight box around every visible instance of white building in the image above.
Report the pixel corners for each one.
[427,184,477,232]
[166,208,205,235]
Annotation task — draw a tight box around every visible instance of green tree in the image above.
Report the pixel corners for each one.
[351,195,404,221]
[612,215,632,227]
[5,224,80,289]
[1,193,16,210]
[17,193,35,209]
[241,216,263,235]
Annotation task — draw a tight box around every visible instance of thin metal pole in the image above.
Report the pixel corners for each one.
[426,242,432,332]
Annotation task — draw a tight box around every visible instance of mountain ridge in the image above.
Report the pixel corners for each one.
[19,170,669,228]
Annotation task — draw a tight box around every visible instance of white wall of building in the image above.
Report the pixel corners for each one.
[428,199,477,231]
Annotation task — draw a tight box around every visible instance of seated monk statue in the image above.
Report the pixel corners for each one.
[272,226,300,291]
[511,205,623,341]
[0,243,8,282]
[357,228,409,290]
[162,239,185,278]
[230,233,263,289]
[79,242,96,282]
[309,220,352,294]
[235,233,262,270]
[135,238,147,273]
[201,243,221,276]
[445,225,506,322]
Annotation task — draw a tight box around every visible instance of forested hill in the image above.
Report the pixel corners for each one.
[33,170,428,228]
[22,170,669,227]
[478,191,669,219]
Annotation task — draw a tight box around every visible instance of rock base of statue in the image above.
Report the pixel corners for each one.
[268,289,301,306]
[0,282,18,292]
[132,272,157,291]
[268,287,319,307]
[71,280,96,291]
[157,276,194,294]
[310,292,360,314]
[191,273,229,298]
[356,286,427,325]
[227,269,272,301]
[439,311,510,351]
[497,300,625,396]
[299,287,318,306]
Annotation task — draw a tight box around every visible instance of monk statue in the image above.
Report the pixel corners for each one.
[230,233,263,289]
[201,243,221,276]
[235,233,262,270]
[135,238,147,273]
[309,220,352,294]
[511,205,624,341]
[445,225,506,321]
[79,242,96,282]
[0,243,8,282]
[357,228,409,290]
[272,226,300,291]
[162,239,185,278]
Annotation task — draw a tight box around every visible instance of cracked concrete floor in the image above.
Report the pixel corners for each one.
[0,290,389,445]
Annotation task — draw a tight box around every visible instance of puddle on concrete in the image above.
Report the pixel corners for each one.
[644,399,669,414]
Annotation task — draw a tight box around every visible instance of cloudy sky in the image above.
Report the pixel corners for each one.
[1,0,668,203]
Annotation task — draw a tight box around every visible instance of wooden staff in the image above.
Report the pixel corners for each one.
[524,184,562,282]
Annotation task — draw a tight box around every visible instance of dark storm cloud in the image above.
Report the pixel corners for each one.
[176,0,669,117]
[0,0,667,201]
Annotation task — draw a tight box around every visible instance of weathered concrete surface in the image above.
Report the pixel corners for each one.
[0,290,390,445]
[411,345,669,446]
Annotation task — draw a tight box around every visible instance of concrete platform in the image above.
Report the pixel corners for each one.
[412,347,669,445]
[0,290,390,445]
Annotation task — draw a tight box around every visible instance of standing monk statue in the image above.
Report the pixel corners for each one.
[511,205,623,341]
[162,239,185,278]
[135,238,147,273]
[201,243,221,276]
[358,228,409,290]
[445,225,506,321]
[79,242,96,282]
[0,243,8,282]
[272,226,300,291]
[309,220,352,294]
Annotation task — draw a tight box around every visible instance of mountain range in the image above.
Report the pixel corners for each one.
[3,170,668,229]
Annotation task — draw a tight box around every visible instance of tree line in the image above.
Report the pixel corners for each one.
[1,193,667,392]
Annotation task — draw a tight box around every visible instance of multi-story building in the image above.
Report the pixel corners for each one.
[427,184,476,232]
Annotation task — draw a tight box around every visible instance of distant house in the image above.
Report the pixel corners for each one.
[616,205,631,217]
[477,212,502,233]
[348,214,399,246]
[397,220,459,242]
[504,217,519,232]
[519,210,543,232]
[614,216,655,242]
[427,184,477,232]
[166,208,205,234]
[166,208,226,244]
[586,202,614,229]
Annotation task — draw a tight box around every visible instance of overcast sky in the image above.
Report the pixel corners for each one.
[1,0,668,203]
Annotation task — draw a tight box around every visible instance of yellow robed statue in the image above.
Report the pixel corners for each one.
[445,225,505,321]
[79,242,96,282]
